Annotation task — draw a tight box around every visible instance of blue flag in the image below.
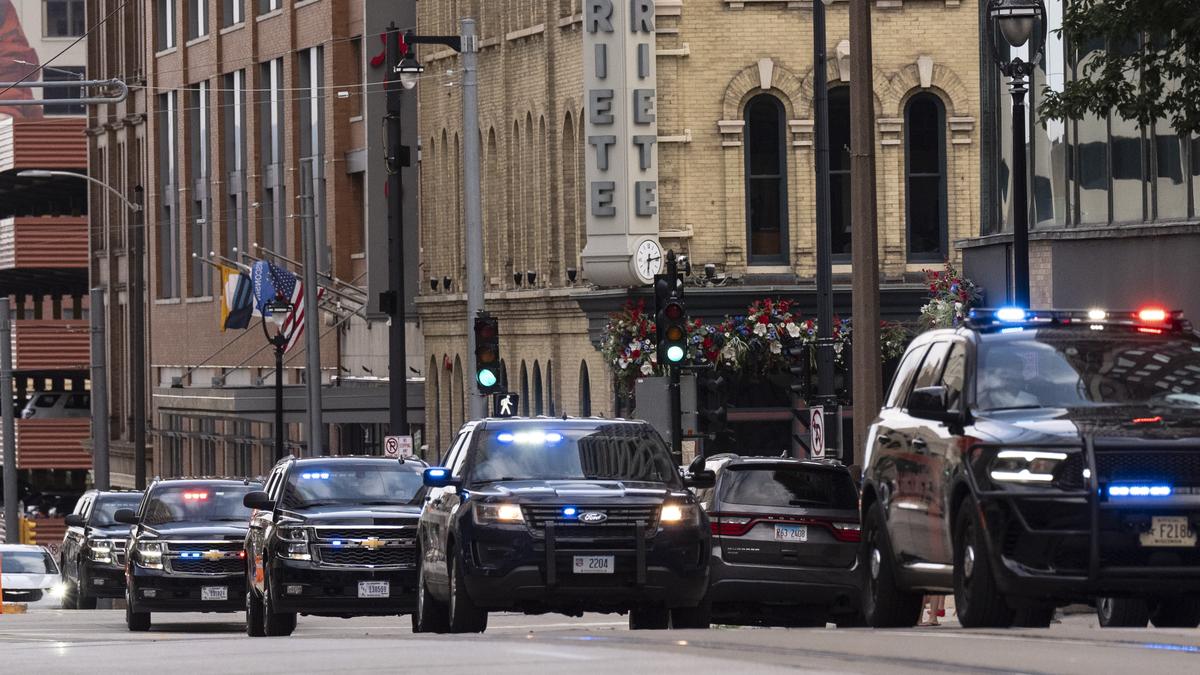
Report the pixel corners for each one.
[251,260,277,314]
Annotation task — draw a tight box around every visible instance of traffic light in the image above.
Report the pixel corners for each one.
[786,340,812,400]
[18,517,36,544]
[474,313,502,395]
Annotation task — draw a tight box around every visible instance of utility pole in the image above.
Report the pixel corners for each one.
[1009,75,1031,308]
[850,0,883,462]
[813,0,837,451]
[130,186,147,488]
[385,22,410,437]
[89,288,110,490]
[666,251,683,463]
[461,18,485,420]
[300,192,323,454]
[1,299,17,542]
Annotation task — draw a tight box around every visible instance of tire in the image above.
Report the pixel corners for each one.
[952,498,1013,628]
[61,579,78,610]
[670,599,712,629]
[246,584,266,637]
[1097,597,1150,628]
[125,592,151,632]
[1012,603,1055,628]
[861,501,923,627]
[629,607,671,630]
[447,552,488,634]
[413,562,450,634]
[1150,596,1200,629]
[262,573,297,637]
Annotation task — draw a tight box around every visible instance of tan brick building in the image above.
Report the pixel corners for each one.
[416,0,983,453]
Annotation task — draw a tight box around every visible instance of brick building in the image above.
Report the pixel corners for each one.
[415,0,983,454]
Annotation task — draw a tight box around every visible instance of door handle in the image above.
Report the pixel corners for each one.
[877,434,892,445]
[912,438,928,452]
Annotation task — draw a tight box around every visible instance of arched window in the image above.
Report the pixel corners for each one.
[428,356,441,455]
[905,92,947,260]
[533,361,544,416]
[452,356,465,429]
[546,360,555,416]
[561,113,577,283]
[828,86,852,258]
[499,359,509,391]
[520,361,530,416]
[745,94,788,264]
[578,361,591,416]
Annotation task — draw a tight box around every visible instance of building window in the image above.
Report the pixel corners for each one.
[156,0,176,51]
[744,94,788,264]
[520,362,530,416]
[259,58,286,253]
[223,0,244,27]
[188,82,212,297]
[578,361,591,416]
[157,91,180,299]
[222,70,248,258]
[905,93,947,261]
[533,361,543,416]
[189,0,209,39]
[828,87,852,258]
[44,0,85,37]
[298,46,328,269]
[258,0,281,15]
[42,66,85,115]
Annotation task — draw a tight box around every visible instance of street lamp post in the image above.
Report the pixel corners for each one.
[261,302,293,460]
[986,0,1046,309]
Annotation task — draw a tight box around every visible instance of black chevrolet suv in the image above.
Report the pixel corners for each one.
[242,456,428,637]
[861,307,1200,629]
[414,418,713,633]
[116,478,261,631]
[60,489,143,608]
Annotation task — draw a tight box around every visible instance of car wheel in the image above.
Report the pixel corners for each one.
[861,501,922,627]
[262,572,297,637]
[413,561,449,634]
[629,607,671,630]
[125,590,151,632]
[1097,597,1150,628]
[953,498,1013,628]
[1012,603,1055,628]
[448,552,488,634]
[1150,596,1200,628]
[60,579,78,610]
[670,597,712,629]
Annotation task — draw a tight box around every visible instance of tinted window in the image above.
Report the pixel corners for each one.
[719,466,857,510]
[142,484,259,525]
[65,393,89,409]
[941,343,967,412]
[977,330,1200,411]
[90,495,143,526]
[912,342,951,391]
[886,344,930,408]
[34,395,60,408]
[0,550,58,574]
[280,462,426,508]
[469,425,680,486]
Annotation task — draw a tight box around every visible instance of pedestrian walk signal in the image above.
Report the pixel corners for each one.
[474,313,502,394]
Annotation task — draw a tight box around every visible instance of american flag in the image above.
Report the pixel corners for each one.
[268,263,325,353]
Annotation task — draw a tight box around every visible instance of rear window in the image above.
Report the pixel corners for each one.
[719,466,857,510]
[34,394,60,408]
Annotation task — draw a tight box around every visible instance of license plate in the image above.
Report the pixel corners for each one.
[1139,517,1198,547]
[357,581,390,598]
[573,555,614,574]
[201,586,227,601]
[775,524,808,542]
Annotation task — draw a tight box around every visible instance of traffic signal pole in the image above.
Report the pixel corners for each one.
[813,0,837,454]
[666,252,682,463]
[385,22,410,437]
[461,18,486,421]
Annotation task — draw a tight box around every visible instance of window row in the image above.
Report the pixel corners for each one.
[155,0,283,51]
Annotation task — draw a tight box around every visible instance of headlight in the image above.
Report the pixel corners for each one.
[135,541,165,569]
[87,539,114,563]
[474,503,524,524]
[988,449,1070,484]
[660,503,700,526]
[278,526,308,542]
[276,524,310,560]
[48,582,68,599]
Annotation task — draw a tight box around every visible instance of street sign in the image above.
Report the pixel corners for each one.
[494,392,519,418]
[384,435,413,458]
[810,406,825,460]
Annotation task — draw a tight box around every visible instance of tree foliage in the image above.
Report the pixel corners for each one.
[1038,0,1200,136]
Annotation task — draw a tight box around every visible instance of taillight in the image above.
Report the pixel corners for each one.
[830,522,861,543]
[709,514,754,537]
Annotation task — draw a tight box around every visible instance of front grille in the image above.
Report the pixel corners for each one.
[168,557,243,575]
[523,505,659,530]
[316,546,416,567]
[165,541,243,553]
[1054,453,1088,490]
[1096,450,1200,485]
[2,589,42,602]
[313,527,415,541]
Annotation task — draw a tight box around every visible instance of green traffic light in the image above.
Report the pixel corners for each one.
[666,345,685,363]
[477,368,498,387]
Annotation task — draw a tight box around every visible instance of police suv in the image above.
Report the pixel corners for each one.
[414,417,713,633]
[861,307,1200,628]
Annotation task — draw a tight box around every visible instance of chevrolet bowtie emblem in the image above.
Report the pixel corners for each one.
[362,537,384,550]
[203,550,224,561]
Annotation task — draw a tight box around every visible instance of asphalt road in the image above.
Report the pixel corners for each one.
[2,609,1199,674]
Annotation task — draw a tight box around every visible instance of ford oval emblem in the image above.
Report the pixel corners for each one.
[578,511,608,524]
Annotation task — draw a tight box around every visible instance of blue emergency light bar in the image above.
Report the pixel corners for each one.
[1108,484,1173,498]
[496,432,564,445]
[966,307,1187,333]
[300,472,330,480]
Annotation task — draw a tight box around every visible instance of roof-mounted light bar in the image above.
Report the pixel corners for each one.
[966,307,1187,333]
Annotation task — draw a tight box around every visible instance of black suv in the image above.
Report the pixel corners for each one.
[693,455,862,627]
[242,456,428,637]
[60,489,143,608]
[861,307,1200,628]
[116,478,262,631]
[414,418,713,633]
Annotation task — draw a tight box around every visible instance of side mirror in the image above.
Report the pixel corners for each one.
[113,509,138,525]
[687,455,707,476]
[64,513,85,528]
[243,491,275,511]
[423,467,460,489]
[685,470,716,489]
[907,386,956,423]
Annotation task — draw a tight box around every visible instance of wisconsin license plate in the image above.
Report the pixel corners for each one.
[357,581,390,598]
[1140,516,1198,547]
[775,524,808,542]
[573,555,614,574]
[201,586,227,601]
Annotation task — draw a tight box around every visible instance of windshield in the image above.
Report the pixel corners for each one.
[468,425,681,486]
[977,330,1200,411]
[0,550,58,574]
[91,496,142,526]
[280,462,426,509]
[720,466,858,510]
[142,484,258,526]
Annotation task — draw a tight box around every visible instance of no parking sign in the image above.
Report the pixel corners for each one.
[384,435,413,458]
[810,407,825,460]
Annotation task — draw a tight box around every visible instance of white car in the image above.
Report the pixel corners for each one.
[1,544,66,609]
[21,392,90,420]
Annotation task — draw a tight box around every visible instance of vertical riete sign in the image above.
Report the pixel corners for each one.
[581,0,662,288]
